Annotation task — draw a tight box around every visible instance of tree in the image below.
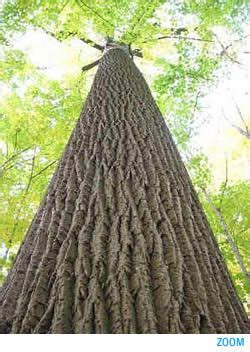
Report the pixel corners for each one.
[201,180,250,313]
[0,44,248,334]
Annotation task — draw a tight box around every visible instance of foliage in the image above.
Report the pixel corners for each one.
[153,50,219,148]
[0,49,85,267]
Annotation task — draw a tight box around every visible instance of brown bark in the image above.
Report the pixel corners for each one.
[0,48,248,334]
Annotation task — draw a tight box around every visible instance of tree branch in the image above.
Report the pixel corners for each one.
[43,28,104,51]
[82,58,101,72]
[76,0,114,29]
[65,31,104,51]
[143,35,213,44]
[212,31,242,65]
[222,108,250,140]
[32,159,58,180]
[235,103,249,134]
[25,153,36,193]
[132,48,143,58]
[43,28,144,59]
[0,147,31,170]
[231,125,250,139]
[79,37,104,51]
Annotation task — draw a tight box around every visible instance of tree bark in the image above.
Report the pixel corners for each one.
[0,48,248,334]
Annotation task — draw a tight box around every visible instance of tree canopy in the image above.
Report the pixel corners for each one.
[0,0,249,314]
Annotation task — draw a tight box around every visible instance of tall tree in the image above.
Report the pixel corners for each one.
[0,45,248,333]
[1,0,249,299]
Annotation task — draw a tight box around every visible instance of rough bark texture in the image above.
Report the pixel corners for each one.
[0,48,248,334]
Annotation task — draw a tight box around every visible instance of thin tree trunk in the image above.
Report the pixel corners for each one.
[0,48,248,333]
[202,188,250,278]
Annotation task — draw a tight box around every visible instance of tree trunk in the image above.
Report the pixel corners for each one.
[202,188,249,279]
[0,48,248,334]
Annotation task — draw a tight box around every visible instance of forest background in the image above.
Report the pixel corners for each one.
[0,0,249,314]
